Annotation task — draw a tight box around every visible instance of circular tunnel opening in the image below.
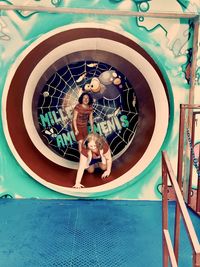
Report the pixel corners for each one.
[3,24,170,196]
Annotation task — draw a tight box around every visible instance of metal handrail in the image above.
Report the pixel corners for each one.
[187,111,200,213]
[0,5,199,19]
[162,151,200,267]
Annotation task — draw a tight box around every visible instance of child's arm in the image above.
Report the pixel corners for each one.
[101,149,112,179]
[73,109,79,136]
[89,112,94,132]
[73,154,88,188]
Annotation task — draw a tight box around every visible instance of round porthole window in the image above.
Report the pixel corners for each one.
[2,23,170,196]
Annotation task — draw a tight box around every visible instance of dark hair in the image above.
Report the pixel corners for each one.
[78,92,93,105]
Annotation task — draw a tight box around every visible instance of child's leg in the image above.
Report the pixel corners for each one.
[87,165,95,173]
[78,140,83,152]
[77,126,88,152]
[98,162,107,171]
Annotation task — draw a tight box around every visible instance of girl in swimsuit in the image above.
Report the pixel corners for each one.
[72,92,94,152]
[73,133,112,189]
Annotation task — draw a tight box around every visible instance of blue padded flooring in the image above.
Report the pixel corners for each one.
[0,199,199,267]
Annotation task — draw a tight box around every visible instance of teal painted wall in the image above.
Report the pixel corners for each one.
[0,0,199,199]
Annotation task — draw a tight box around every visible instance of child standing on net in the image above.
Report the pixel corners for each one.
[72,92,94,152]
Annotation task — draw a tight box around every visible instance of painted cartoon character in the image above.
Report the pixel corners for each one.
[84,70,122,100]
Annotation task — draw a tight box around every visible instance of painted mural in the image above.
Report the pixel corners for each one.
[0,0,199,199]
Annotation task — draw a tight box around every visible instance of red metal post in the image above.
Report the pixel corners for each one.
[174,105,185,263]
[193,252,200,267]
[162,152,169,267]
[188,113,196,206]
[196,147,200,213]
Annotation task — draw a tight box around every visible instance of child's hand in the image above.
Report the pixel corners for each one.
[73,183,84,189]
[75,129,79,136]
[101,170,110,179]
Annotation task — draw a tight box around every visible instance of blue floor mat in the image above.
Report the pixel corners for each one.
[0,199,199,267]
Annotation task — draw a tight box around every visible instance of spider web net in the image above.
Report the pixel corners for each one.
[34,60,138,163]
